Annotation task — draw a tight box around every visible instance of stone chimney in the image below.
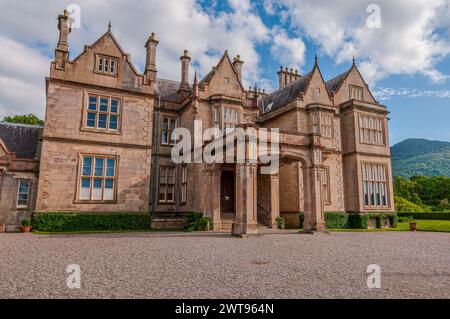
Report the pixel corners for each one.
[277,66,300,88]
[233,55,244,82]
[55,10,71,69]
[144,32,158,84]
[179,50,191,91]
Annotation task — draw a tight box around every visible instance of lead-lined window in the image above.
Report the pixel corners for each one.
[79,155,117,201]
[320,114,333,138]
[359,115,385,145]
[159,167,175,203]
[350,85,363,101]
[224,108,238,134]
[96,55,117,76]
[161,117,177,146]
[362,162,389,209]
[16,180,30,208]
[86,95,121,132]
[181,166,187,203]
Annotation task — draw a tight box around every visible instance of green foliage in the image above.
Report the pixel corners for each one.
[394,196,425,212]
[21,219,31,227]
[2,114,44,126]
[323,212,349,229]
[391,138,450,178]
[398,215,414,223]
[298,212,392,229]
[275,216,285,230]
[32,212,151,232]
[397,212,450,221]
[184,212,210,232]
[393,175,450,212]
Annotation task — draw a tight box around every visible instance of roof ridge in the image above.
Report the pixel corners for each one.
[0,122,44,128]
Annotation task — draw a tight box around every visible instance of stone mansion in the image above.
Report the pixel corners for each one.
[0,11,394,235]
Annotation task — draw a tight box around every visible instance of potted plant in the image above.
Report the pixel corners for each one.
[276,216,286,230]
[0,223,5,233]
[20,219,32,233]
[409,220,418,231]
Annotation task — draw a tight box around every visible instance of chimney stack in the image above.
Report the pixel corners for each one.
[233,55,244,82]
[179,50,191,91]
[277,66,301,88]
[55,10,71,69]
[144,32,158,84]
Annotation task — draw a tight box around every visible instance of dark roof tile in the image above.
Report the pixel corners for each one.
[0,122,43,159]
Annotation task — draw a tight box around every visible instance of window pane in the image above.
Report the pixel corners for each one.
[88,96,98,110]
[110,60,115,74]
[167,186,174,201]
[111,99,119,113]
[98,114,107,128]
[95,158,104,177]
[87,112,96,127]
[80,178,91,200]
[82,157,92,176]
[18,194,28,206]
[109,115,118,130]
[104,179,114,200]
[161,130,168,144]
[106,159,115,177]
[104,59,109,73]
[19,181,30,194]
[98,58,103,72]
[92,179,103,200]
[100,98,108,112]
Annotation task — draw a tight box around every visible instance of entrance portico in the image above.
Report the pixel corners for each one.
[202,128,327,236]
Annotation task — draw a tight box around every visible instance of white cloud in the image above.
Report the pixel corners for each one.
[278,0,450,85]
[373,87,450,100]
[270,27,305,71]
[0,0,306,118]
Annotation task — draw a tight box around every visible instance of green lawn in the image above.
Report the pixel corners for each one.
[329,220,450,233]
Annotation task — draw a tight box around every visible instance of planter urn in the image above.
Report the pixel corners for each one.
[409,221,418,231]
[20,226,32,233]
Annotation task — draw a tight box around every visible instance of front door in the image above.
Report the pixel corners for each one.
[220,171,235,214]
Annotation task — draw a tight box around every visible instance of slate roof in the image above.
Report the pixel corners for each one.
[156,78,183,101]
[0,122,43,159]
[260,71,312,113]
[325,68,352,95]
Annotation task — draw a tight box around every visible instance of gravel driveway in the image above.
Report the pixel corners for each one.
[1,231,449,299]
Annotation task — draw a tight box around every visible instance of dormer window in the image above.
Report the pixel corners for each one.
[96,55,118,76]
[350,85,363,101]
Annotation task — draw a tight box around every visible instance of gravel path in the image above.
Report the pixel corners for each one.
[1,231,450,299]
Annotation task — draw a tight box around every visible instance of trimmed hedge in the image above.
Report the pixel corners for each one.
[32,212,152,232]
[299,211,397,229]
[397,212,450,221]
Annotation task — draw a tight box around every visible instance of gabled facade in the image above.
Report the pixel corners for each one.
[0,10,395,234]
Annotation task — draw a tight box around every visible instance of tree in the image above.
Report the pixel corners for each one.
[2,114,44,126]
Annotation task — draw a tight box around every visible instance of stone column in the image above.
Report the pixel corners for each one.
[232,163,259,237]
[303,165,326,233]
[203,168,221,230]
[269,173,280,228]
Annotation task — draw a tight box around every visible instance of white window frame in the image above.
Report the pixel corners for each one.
[85,94,121,132]
[161,117,177,146]
[362,162,389,209]
[16,179,30,208]
[359,114,385,145]
[320,113,334,138]
[78,155,118,202]
[96,55,118,76]
[350,85,363,101]
[159,167,175,203]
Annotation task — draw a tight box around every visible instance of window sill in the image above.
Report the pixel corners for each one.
[74,200,118,205]
[93,70,118,78]
[81,127,122,135]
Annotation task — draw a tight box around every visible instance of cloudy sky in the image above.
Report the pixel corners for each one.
[0,0,449,144]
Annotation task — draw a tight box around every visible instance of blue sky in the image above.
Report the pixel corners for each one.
[0,0,449,145]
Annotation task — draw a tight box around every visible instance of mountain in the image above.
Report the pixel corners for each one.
[391,138,450,177]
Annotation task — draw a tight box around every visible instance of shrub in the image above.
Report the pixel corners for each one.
[395,196,425,212]
[398,215,413,223]
[275,216,285,230]
[299,212,397,229]
[32,212,151,232]
[397,212,450,221]
[21,219,31,227]
[184,212,211,232]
